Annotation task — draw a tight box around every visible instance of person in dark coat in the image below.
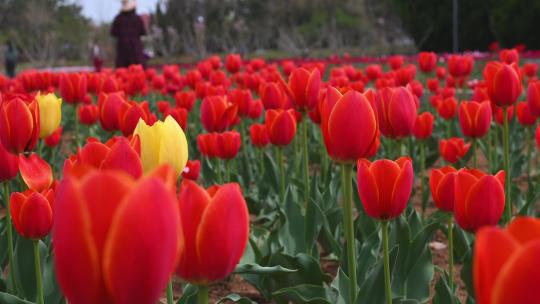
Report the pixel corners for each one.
[110,0,147,68]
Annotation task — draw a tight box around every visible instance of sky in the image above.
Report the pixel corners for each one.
[74,0,160,23]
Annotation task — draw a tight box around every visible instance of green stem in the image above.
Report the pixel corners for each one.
[382,221,392,304]
[259,149,265,176]
[197,285,209,304]
[472,138,477,168]
[216,159,223,184]
[33,240,44,304]
[420,142,427,218]
[302,115,310,204]
[74,104,80,148]
[341,164,357,302]
[225,160,231,181]
[277,148,285,201]
[3,182,15,293]
[166,280,174,304]
[527,127,532,182]
[502,107,511,222]
[448,216,454,292]
[446,119,452,138]
[321,142,327,183]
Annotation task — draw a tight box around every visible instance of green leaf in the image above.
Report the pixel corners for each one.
[176,284,198,304]
[432,271,459,304]
[357,247,398,304]
[272,284,331,304]
[217,294,257,304]
[13,238,46,301]
[234,263,297,275]
[0,292,33,304]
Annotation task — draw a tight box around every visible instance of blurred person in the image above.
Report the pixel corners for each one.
[91,40,103,72]
[110,0,147,68]
[4,40,18,78]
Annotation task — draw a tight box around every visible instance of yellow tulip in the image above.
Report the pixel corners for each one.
[133,116,188,177]
[37,93,62,138]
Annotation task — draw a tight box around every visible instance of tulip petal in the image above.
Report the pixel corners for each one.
[100,138,142,179]
[390,159,413,219]
[18,192,52,239]
[492,241,540,304]
[177,180,211,283]
[463,175,505,231]
[134,119,162,173]
[103,177,180,304]
[507,217,540,245]
[160,116,188,177]
[53,177,106,304]
[474,227,518,304]
[19,153,53,192]
[196,183,249,282]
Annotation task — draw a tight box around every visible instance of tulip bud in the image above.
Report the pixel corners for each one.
[454,168,505,232]
[288,68,321,111]
[36,93,62,138]
[356,157,414,220]
[429,166,457,212]
[413,112,434,140]
[439,137,471,163]
[10,188,54,239]
[483,61,522,107]
[45,127,62,147]
[133,116,188,178]
[176,180,249,284]
[200,96,238,132]
[0,97,40,153]
[249,123,269,148]
[375,87,418,139]
[182,160,201,180]
[78,104,99,126]
[458,101,492,138]
[216,131,241,160]
[320,87,379,163]
[418,52,437,73]
[265,109,297,146]
[516,102,538,126]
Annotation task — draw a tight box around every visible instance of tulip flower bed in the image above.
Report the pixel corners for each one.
[0,48,540,304]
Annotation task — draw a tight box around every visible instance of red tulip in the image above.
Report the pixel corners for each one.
[474,217,540,304]
[0,141,18,181]
[53,166,180,304]
[175,91,197,111]
[436,67,447,80]
[394,64,416,86]
[18,153,53,192]
[454,168,505,232]
[287,67,321,111]
[527,80,540,116]
[413,112,434,140]
[225,54,242,73]
[522,63,538,78]
[249,123,269,148]
[78,104,99,126]
[45,127,62,147]
[439,137,471,163]
[516,102,538,126]
[176,180,249,284]
[265,109,297,146]
[483,61,522,107]
[375,87,418,139]
[436,97,458,120]
[59,73,88,104]
[418,52,437,73]
[429,166,457,212]
[182,160,201,180]
[356,157,414,220]
[118,101,153,136]
[388,55,404,70]
[200,96,238,132]
[10,188,54,239]
[458,101,492,138]
[216,131,241,160]
[64,137,142,179]
[536,124,540,150]
[320,87,379,163]
[0,97,40,153]
[199,134,219,159]
[499,48,519,64]
[164,107,188,131]
[248,99,263,119]
[494,106,514,125]
[427,78,439,93]
[448,55,474,78]
[228,89,253,117]
[259,82,286,109]
[98,92,128,132]
[366,64,383,81]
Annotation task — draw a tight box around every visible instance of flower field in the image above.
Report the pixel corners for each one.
[0,49,539,304]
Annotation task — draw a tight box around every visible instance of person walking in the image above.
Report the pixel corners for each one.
[4,40,18,78]
[110,0,146,68]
